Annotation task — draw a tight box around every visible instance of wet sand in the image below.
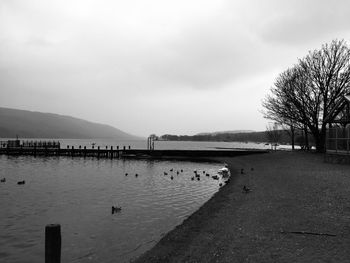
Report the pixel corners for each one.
[133,151,350,262]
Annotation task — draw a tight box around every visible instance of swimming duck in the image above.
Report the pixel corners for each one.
[111,206,122,214]
[0,178,5,183]
[17,180,25,185]
[170,176,174,180]
[242,185,251,193]
[212,175,219,180]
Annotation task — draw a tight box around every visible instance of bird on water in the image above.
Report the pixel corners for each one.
[112,206,122,214]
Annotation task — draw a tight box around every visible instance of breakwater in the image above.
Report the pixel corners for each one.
[0,147,268,159]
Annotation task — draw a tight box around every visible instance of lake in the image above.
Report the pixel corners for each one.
[0,150,228,262]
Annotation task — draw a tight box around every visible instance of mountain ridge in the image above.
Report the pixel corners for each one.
[0,107,141,140]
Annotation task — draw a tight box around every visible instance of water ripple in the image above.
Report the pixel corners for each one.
[0,155,225,263]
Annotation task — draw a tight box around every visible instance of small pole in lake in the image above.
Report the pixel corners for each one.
[97,146,100,158]
[84,146,87,158]
[128,145,131,150]
[45,224,61,263]
[110,146,113,159]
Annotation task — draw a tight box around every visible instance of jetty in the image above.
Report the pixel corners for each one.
[0,139,268,159]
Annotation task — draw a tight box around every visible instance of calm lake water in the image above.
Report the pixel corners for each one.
[0,152,227,262]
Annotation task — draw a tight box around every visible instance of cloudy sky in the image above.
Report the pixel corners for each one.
[1,0,350,137]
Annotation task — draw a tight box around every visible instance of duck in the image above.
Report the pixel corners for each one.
[135,173,139,177]
[176,171,179,175]
[197,177,200,181]
[164,172,168,175]
[205,173,210,177]
[242,185,251,193]
[181,169,183,173]
[170,168,173,172]
[212,175,219,180]
[191,177,194,181]
[241,168,244,174]
[170,176,174,180]
[111,206,122,214]
[219,183,223,187]
[17,180,25,185]
[0,178,5,183]
[203,171,205,174]
[125,173,128,176]
[251,168,254,171]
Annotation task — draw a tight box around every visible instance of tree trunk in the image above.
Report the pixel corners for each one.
[304,125,309,150]
[291,125,295,150]
[312,126,327,153]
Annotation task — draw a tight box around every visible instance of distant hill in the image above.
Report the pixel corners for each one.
[0,107,141,140]
[196,130,255,136]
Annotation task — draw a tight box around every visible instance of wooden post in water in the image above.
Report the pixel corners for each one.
[116,146,119,158]
[110,146,113,159]
[71,146,74,157]
[45,224,61,263]
[84,146,87,158]
[97,146,100,158]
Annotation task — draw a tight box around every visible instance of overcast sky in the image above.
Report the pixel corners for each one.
[1,0,350,137]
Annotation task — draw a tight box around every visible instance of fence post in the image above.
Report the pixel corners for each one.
[335,128,338,153]
[346,127,350,153]
[45,224,61,263]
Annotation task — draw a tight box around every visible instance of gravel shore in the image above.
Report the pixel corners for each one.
[133,151,350,263]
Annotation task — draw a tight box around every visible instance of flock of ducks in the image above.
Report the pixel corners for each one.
[0,178,25,185]
[113,167,230,215]
[1,165,253,216]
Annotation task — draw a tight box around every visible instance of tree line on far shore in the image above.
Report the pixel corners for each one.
[262,39,350,153]
[158,131,314,148]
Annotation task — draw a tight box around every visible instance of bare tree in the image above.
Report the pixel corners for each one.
[263,40,350,152]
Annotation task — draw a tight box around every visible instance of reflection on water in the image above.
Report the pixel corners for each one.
[0,155,226,263]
